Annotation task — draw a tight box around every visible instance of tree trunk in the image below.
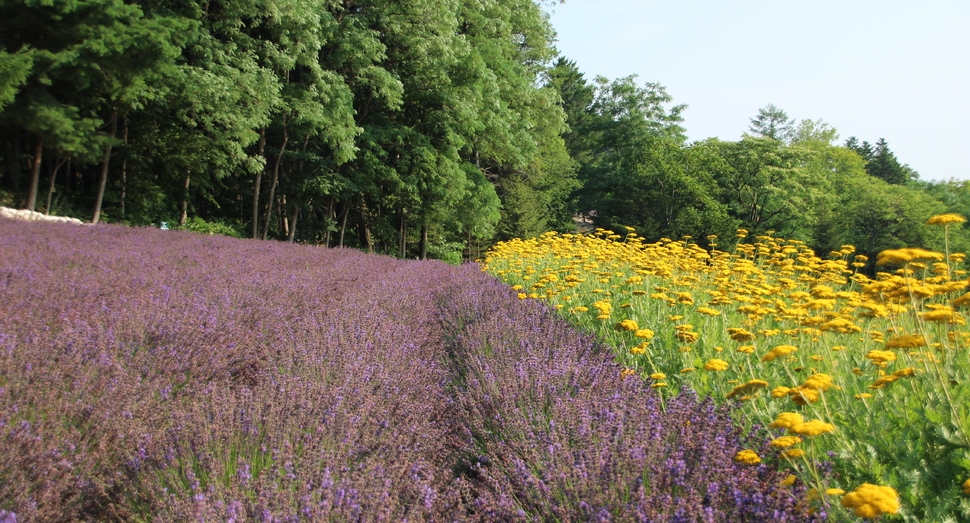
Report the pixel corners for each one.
[120,118,128,220]
[323,196,335,246]
[281,195,289,238]
[261,122,289,240]
[420,222,428,260]
[44,157,67,215]
[26,135,43,212]
[92,111,118,225]
[338,201,350,247]
[252,127,266,239]
[398,210,407,258]
[359,197,373,253]
[179,170,191,226]
[287,206,298,243]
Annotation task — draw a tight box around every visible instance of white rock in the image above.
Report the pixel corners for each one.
[0,206,84,224]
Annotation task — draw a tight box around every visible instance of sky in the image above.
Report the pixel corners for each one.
[543,0,970,182]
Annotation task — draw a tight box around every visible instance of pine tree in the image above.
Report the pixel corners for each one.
[866,138,908,185]
[748,103,794,142]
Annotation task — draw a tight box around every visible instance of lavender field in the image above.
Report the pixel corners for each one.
[0,218,822,522]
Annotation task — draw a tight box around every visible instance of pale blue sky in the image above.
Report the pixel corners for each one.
[544,0,970,181]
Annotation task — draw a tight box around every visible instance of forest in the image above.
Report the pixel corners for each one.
[2,0,969,262]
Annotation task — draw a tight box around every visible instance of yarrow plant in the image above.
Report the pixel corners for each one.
[482,218,970,521]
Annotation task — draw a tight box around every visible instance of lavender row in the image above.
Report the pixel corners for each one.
[434,271,825,521]
[0,219,822,521]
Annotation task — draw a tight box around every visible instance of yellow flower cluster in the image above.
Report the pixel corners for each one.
[927,213,967,226]
[761,345,798,363]
[482,221,970,518]
[771,373,838,405]
[767,412,835,437]
[734,449,761,464]
[840,483,900,518]
[789,419,836,437]
[615,319,638,331]
[703,358,729,371]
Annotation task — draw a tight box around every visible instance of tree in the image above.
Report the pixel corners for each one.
[840,177,944,257]
[791,118,839,146]
[573,75,687,222]
[748,103,794,142]
[844,137,913,185]
[0,46,32,111]
[544,57,595,159]
[866,138,909,185]
[709,136,819,238]
[0,0,188,217]
[844,136,874,161]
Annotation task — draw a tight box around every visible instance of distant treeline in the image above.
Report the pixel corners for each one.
[1,0,968,260]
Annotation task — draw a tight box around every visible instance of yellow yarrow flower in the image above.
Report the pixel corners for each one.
[927,213,967,226]
[800,373,836,392]
[780,449,805,459]
[697,306,722,316]
[769,412,804,429]
[790,387,820,405]
[649,373,666,380]
[876,247,944,266]
[734,449,761,464]
[727,327,756,342]
[771,386,793,398]
[769,436,803,448]
[762,345,798,362]
[615,319,639,331]
[703,359,729,371]
[676,331,700,343]
[840,483,900,519]
[924,309,965,324]
[789,419,836,436]
[866,349,897,366]
[634,328,655,339]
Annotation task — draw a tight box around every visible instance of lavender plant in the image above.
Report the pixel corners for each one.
[436,275,826,521]
[0,218,823,521]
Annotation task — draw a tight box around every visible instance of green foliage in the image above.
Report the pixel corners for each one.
[866,138,910,185]
[845,137,913,186]
[0,0,564,254]
[0,46,33,111]
[791,118,839,146]
[748,103,795,142]
[708,136,819,238]
[426,239,466,265]
[1,0,962,270]
[171,216,244,238]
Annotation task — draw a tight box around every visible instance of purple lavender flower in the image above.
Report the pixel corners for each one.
[0,218,822,522]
